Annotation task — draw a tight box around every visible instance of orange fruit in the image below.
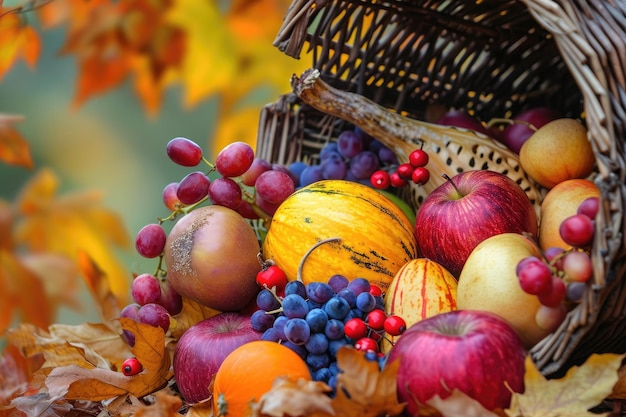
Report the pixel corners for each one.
[519,118,595,189]
[212,341,311,416]
[538,178,600,251]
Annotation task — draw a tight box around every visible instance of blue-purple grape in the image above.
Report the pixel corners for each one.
[325,319,345,340]
[305,332,329,354]
[285,280,307,298]
[250,309,275,332]
[348,151,380,179]
[347,277,371,296]
[282,294,309,319]
[337,130,365,159]
[307,282,335,304]
[337,287,357,308]
[305,308,329,333]
[324,296,351,320]
[321,152,348,180]
[306,352,331,371]
[328,274,349,292]
[355,292,377,312]
[256,288,281,311]
[299,165,324,187]
[284,318,311,345]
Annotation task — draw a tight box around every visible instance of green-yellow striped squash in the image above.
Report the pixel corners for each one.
[262,180,418,291]
[382,258,458,352]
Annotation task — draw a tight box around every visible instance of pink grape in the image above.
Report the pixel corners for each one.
[138,303,170,333]
[562,250,593,283]
[131,273,162,306]
[208,177,243,210]
[241,157,273,186]
[255,170,295,204]
[215,141,255,178]
[516,256,553,295]
[159,279,183,315]
[166,137,203,167]
[135,223,167,258]
[538,276,567,307]
[559,213,595,248]
[535,304,567,331]
[577,196,600,220]
[120,303,141,346]
[544,246,565,270]
[162,182,181,211]
[236,200,260,219]
[177,171,210,205]
[255,193,281,216]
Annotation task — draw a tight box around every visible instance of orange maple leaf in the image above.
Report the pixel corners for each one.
[0,113,34,169]
[0,6,41,81]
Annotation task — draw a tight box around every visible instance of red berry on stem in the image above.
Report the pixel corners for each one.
[344,318,369,340]
[256,265,288,292]
[411,167,430,185]
[122,358,143,376]
[366,309,387,331]
[355,337,379,352]
[369,284,383,297]
[396,163,414,180]
[370,170,391,189]
[384,315,407,336]
[409,149,429,167]
[166,137,203,167]
[135,224,167,258]
[389,171,408,188]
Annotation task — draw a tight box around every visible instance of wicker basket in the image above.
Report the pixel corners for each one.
[257,0,626,378]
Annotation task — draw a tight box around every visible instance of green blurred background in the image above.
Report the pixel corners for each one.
[0,25,224,324]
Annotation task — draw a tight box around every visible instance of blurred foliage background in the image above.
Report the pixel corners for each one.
[0,0,311,326]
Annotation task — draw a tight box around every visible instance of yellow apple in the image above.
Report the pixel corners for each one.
[382,258,457,352]
[538,178,600,251]
[456,232,550,348]
[519,118,595,189]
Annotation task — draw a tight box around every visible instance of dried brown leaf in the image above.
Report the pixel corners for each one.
[44,319,171,401]
[331,347,405,417]
[133,390,183,416]
[609,363,626,400]
[506,354,624,417]
[427,390,504,417]
[252,377,334,417]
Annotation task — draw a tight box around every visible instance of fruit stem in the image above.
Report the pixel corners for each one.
[297,237,341,282]
[442,173,464,198]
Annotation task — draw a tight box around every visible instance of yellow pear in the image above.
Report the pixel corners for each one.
[519,118,595,189]
[457,233,550,348]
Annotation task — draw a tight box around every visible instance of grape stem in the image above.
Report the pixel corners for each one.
[296,237,341,282]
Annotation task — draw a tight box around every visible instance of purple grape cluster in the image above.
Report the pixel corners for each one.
[250,275,388,393]
[293,128,399,188]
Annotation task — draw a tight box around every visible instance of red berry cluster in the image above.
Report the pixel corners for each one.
[370,147,430,189]
[516,196,599,332]
[344,309,407,354]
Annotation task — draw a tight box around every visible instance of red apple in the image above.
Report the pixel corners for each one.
[414,170,538,277]
[387,309,527,414]
[500,107,562,154]
[173,312,261,403]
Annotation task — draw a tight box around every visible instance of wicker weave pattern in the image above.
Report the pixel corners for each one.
[262,0,626,377]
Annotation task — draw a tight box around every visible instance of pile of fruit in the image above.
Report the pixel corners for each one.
[121,98,601,416]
